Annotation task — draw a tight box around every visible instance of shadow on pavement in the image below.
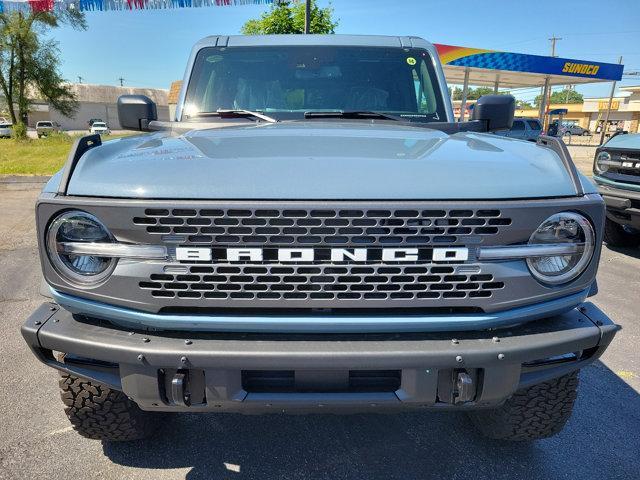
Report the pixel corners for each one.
[605,244,640,260]
[103,361,640,480]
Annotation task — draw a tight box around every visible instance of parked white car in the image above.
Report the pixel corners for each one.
[0,122,13,138]
[89,122,111,135]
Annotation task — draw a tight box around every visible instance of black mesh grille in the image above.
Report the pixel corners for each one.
[133,208,512,246]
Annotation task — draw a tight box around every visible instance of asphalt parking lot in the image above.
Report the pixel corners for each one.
[0,179,639,480]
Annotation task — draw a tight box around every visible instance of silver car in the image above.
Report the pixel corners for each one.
[0,122,12,138]
[561,123,590,136]
[495,118,542,142]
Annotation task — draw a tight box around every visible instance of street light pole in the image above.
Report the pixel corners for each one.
[600,56,623,145]
[458,67,470,122]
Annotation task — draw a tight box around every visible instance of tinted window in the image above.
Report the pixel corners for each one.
[526,120,541,130]
[185,46,447,123]
[38,122,52,127]
[511,120,525,131]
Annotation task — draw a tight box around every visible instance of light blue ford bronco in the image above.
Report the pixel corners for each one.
[22,35,619,442]
[593,133,640,247]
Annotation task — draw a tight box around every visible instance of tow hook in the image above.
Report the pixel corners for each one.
[161,368,206,407]
[454,372,475,404]
[169,371,191,407]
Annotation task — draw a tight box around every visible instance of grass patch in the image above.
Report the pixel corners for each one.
[0,132,134,176]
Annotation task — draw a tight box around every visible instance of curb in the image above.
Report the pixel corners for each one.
[0,175,51,184]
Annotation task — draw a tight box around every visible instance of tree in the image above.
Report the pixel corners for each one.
[451,86,508,100]
[0,10,86,138]
[241,0,338,35]
[516,100,534,109]
[534,88,583,107]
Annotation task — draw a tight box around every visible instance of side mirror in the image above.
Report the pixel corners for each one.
[117,95,157,131]
[472,95,515,132]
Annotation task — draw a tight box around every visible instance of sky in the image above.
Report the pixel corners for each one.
[50,0,640,103]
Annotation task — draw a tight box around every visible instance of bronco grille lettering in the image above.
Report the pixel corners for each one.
[174,247,469,263]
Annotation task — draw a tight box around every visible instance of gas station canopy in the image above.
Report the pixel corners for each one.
[434,44,623,88]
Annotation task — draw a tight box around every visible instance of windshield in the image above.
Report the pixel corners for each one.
[183,46,447,123]
[38,122,52,127]
[93,123,106,127]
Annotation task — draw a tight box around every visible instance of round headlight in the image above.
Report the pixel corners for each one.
[46,211,116,285]
[594,151,611,175]
[526,212,595,285]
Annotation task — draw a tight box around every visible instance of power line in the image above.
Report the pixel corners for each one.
[560,51,640,57]
[561,30,640,38]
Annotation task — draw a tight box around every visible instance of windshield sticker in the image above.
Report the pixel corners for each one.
[406,57,416,66]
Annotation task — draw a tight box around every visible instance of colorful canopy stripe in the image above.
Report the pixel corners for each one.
[434,43,624,81]
[0,0,273,12]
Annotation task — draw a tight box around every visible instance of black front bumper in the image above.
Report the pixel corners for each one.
[22,303,619,413]
[598,182,640,229]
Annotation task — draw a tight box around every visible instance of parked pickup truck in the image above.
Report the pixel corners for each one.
[35,120,61,137]
[22,35,619,442]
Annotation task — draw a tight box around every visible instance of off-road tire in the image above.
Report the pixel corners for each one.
[59,373,160,441]
[603,217,640,248]
[468,371,579,441]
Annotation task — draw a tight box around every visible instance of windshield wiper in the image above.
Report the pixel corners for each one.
[191,109,278,123]
[303,110,404,121]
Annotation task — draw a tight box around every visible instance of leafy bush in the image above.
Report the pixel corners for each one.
[10,122,27,140]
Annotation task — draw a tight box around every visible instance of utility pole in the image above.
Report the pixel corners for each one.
[77,76,83,84]
[304,0,311,34]
[549,35,561,57]
[600,56,623,145]
[540,35,561,129]
[458,68,470,122]
[118,77,125,87]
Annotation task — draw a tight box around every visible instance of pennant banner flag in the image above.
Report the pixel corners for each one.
[0,0,274,13]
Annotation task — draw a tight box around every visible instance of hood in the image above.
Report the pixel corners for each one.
[66,122,578,200]
[603,132,640,150]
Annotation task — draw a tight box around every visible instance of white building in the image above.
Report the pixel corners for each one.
[26,83,170,130]
[582,86,640,134]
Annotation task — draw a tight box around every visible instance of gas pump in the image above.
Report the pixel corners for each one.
[546,108,568,137]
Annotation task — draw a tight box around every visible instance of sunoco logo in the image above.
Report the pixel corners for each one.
[562,62,600,75]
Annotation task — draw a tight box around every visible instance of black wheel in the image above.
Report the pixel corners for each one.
[59,373,161,441]
[603,217,640,248]
[468,371,579,441]
[582,130,590,136]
